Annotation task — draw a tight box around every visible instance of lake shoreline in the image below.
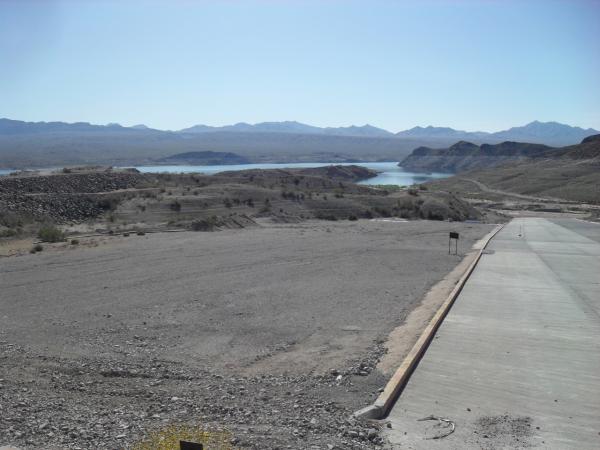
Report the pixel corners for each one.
[132,161,450,186]
[1,162,451,186]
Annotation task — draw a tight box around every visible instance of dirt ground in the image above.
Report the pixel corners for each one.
[0,219,493,449]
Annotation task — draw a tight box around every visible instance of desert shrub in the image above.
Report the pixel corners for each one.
[0,212,24,228]
[38,225,65,243]
[97,197,120,211]
[191,216,218,231]
[316,213,338,221]
[70,239,79,245]
[363,210,374,219]
[136,231,146,236]
[419,184,428,191]
[223,198,233,208]
[348,215,358,221]
[31,243,44,253]
[62,167,72,174]
[259,199,272,213]
[408,188,419,196]
[374,207,392,217]
[399,209,412,219]
[420,199,450,221]
[0,228,19,238]
[169,200,182,212]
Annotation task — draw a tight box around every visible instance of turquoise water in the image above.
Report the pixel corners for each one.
[134,162,450,186]
[0,169,14,176]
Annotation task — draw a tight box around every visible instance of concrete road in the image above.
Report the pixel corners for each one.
[385,218,600,449]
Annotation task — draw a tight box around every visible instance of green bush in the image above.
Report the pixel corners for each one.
[0,228,19,238]
[38,225,65,243]
[31,244,44,253]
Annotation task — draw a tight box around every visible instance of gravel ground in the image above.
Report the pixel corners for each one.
[0,219,493,449]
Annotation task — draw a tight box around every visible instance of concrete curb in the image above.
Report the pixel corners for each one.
[354,223,506,420]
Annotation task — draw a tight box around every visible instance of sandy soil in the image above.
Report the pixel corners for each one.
[0,219,493,449]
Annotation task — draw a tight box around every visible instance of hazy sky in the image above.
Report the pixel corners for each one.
[1,0,599,131]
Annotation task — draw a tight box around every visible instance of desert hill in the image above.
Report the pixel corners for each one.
[399,140,555,173]
[424,135,600,204]
[399,134,600,174]
[157,151,251,165]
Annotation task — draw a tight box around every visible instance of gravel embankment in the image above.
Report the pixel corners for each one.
[0,220,494,449]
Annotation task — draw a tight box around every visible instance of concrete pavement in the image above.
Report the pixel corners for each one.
[385,218,600,449]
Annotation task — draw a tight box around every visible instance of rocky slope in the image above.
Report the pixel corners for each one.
[399,140,554,173]
[400,135,600,174]
[425,135,600,204]
[0,166,483,235]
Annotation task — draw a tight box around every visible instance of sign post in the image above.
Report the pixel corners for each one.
[180,441,203,450]
[449,232,459,255]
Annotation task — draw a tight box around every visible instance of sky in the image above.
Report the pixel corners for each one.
[1,0,599,132]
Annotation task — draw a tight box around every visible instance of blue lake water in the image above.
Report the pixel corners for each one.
[134,162,450,186]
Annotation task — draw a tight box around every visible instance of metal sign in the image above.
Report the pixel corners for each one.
[449,232,459,255]
[180,441,203,450]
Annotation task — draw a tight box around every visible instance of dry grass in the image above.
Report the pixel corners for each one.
[132,423,234,450]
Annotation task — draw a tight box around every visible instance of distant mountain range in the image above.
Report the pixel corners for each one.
[1,117,597,144]
[179,120,598,145]
[179,121,394,138]
[158,151,250,165]
[0,117,598,168]
[395,121,599,146]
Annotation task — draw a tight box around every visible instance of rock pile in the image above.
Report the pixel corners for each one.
[0,340,388,449]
